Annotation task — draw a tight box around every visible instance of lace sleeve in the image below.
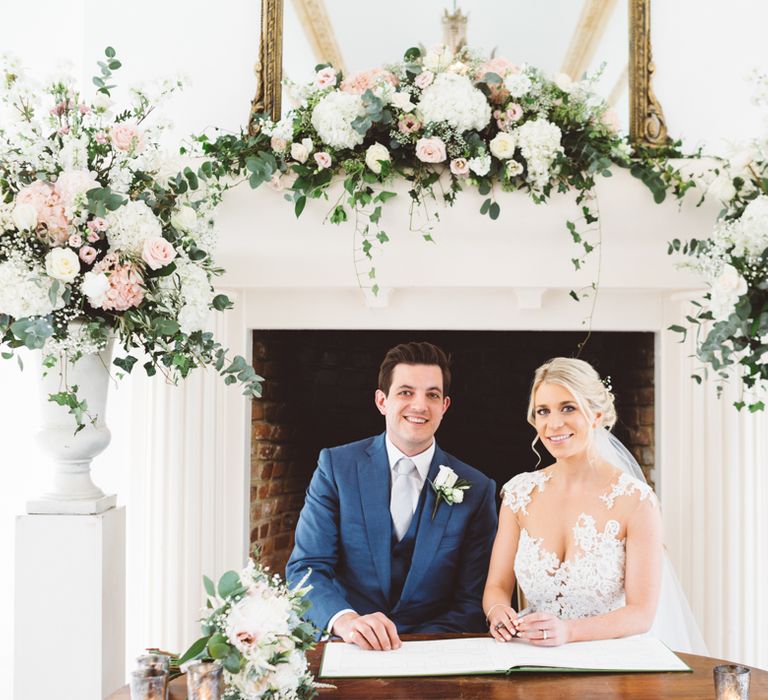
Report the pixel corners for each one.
[600,472,659,510]
[500,471,551,516]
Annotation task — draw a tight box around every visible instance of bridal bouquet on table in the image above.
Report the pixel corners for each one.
[0,48,261,430]
[180,558,317,700]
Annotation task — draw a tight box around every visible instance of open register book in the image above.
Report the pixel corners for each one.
[320,635,691,678]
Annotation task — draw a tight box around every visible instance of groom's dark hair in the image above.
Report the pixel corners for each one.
[378,342,452,396]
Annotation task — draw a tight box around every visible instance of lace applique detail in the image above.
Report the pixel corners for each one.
[515,514,626,620]
[599,472,656,510]
[501,471,552,515]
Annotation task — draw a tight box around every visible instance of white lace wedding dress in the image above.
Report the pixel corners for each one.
[502,469,708,653]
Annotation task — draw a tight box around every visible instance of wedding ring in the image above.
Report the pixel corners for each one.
[494,623,504,631]
[542,629,548,640]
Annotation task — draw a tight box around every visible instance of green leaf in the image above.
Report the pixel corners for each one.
[376,190,397,203]
[113,355,138,373]
[212,294,232,311]
[479,198,491,215]
[223,650,242,674]
[203,575,216,597]
[376,231,389,244]
[489,202,500,220]
[105,46,116,58]
[294,195,307,218]
[153,318,180,336]
[217,570,241,598]
[208,634,231,660]
[178,636,210,665]
[569,290,580,302]
[11,317,54,349]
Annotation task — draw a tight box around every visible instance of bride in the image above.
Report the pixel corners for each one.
[482,357,706,653]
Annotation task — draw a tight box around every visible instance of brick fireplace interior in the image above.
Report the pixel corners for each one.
[249,330,655,573]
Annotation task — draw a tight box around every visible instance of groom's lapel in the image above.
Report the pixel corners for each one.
[397,445,453,605]
[358,434,392,601]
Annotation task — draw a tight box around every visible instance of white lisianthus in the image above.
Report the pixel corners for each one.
[489,132,517,160]
[709,263,748,320]
[504,72,533,98]
[391,91,415,113]
[311,91,366,149]
[434,465,459,489]
[12,202,38,231]
[81,271,110,308]
[105,199,163,254]
[45,247,80,283]
[365,143,390,174]
[417,73,491,132]
[171,205,197,232]
[468,154,491,177]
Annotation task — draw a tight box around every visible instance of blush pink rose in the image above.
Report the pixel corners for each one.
[415,137,447,163]
[341,68,398,94]
[314,67,338,89]
[450,158,470,176]
[506,104,523,122]
[88,217,108,232]
[270,135,288,152]
[68,233,83,247]
[476,57,520,81]
[314,152,332,170]
[141,237,177,270]
[414,71,434,89]
[109,122,145,153]
[79,246,98,264]
[16,181,69,244]
[601,108,620,133]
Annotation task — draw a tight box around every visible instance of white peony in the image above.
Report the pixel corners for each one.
[365,143,390,174]
[489,132,517,160]
[105,199,163,254]
[709,263,748,320]
[0,260,61,318]
[311,91,366,150]
[514,118,563,190]
[81,271,110,308]
[45,247,80,283]
[417,73,491,132]
[12,202,38,231]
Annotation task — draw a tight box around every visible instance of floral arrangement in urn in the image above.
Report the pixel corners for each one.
[180,558,317,700]
[202,44,692,292]
[670,72,768,411]
[0,48,261,429]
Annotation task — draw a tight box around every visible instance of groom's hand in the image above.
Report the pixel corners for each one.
[332,611,402,651]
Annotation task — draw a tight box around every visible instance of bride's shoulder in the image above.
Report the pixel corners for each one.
[600,468,658,510]
[500,469,553,515]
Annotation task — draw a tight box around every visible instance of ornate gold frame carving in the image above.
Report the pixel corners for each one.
[253,0,668,145]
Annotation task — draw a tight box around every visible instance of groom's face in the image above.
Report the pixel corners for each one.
[375,363,451,456]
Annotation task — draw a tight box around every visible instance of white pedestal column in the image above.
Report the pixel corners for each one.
[14,507,126,700]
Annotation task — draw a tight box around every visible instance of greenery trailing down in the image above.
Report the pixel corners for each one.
[196,45,697,296]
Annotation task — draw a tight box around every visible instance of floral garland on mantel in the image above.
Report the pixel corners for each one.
[201,44,695,296]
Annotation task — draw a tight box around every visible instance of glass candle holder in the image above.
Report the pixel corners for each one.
[186,661,224,700]
[137,653,171,674]
[130,667,167,700]
[713,664,750,700]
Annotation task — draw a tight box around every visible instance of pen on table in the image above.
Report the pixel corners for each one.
[510,606,536,637]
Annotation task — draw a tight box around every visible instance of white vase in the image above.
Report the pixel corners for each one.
[27,335,117,514]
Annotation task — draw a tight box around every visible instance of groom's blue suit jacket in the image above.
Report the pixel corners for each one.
[286,433,498,635]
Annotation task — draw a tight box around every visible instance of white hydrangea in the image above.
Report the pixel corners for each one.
[311,91,366,150]
[136,148,185,189]
[58,135,89,171]
[504,72,533,98]
[55,169,100,215]
[724,195,768,259]
[0,259,61,318]
[170,258,213,335]
[514,118,563,190]
[105,199,163,254]
[417,73,491,132]
[262,114,295,142]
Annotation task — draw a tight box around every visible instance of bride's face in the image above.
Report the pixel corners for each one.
[533,382,598,460]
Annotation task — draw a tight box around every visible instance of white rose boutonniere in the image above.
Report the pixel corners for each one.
[430,465,471,519]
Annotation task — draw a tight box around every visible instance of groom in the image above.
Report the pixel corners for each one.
[286,341,497,650]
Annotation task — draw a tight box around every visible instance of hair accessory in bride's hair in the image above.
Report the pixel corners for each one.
[602,375,613,392]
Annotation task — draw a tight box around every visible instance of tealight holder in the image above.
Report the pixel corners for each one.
[130,667,167,700]
[186,661,224,700]
[137,653,171,674]
[713,664,750,700]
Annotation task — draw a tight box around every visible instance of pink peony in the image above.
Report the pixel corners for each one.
[398,115,421,134]
[109,122,145,153]
[341,68,398,95]
[314,152,332,170]
[415,137,447,163]
[16,181,69,244]
[141,236,177,270]
[79,246,98,264]
[414,71,434,89]
[314,67,338,89]
[450,158,470,176]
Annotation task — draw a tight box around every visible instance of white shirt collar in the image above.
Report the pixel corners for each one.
[384,434,435,483]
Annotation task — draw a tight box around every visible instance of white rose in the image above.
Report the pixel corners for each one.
[291,141,309,163]
[489,132,517,160]
[81,271,110,307]
[434,465,458,489]
[468,154,491,177]
[365,143,390,174]
[92,93,112,112]
[171,205,197,232]
[12,203,38,231]
[391,91,415,113]
[553,72,574,92]
[709,263,748,320]
[45,247,80,283]
[707,173,736,204]
[451,488,465,504]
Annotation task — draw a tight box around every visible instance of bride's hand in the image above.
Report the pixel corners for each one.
[515,612,570,646]
[487,604,518,642]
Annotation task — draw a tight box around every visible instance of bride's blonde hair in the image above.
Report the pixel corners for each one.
[527,358,617,462]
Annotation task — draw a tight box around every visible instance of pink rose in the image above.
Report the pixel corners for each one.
[450,158,470,176]
[109,122,145,153]
[414,71,434,89]
[79,246,98,264]
[141,236,177,270]
[314,152,332,170]
[314,67,338,89]
[506,104,523,122]
[270,135,288,152]
[16,180,69,244]
[476,57,520,81]
[398,115,421,134]
[341,68,398,95]
[415,137,447,163]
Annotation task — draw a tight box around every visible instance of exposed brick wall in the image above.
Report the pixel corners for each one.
[250,330,656,574]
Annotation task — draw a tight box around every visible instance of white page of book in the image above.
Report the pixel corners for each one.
[320,635,689,678]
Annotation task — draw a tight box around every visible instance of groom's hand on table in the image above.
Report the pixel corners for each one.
[332,611,402,651]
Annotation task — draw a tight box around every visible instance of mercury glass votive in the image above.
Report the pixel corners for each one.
[130,667,167,700]
[137,653,171,674]
[186,661,224,700]
[713,664,750,700]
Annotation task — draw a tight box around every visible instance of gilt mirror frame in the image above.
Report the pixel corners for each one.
[250,0,668,146]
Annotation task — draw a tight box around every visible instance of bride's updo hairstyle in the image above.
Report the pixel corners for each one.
[527,357,617,432]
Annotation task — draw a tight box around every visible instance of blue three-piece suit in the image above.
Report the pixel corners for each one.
[286,433,498,634]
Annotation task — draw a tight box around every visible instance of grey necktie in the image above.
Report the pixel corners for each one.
[390,457,418,541]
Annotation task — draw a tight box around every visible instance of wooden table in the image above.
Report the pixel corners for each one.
[109,635,768,699]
